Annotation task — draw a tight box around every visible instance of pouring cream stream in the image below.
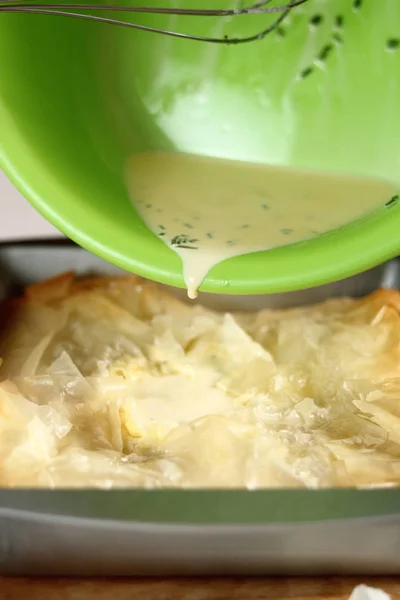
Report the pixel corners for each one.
[126,152,397,298]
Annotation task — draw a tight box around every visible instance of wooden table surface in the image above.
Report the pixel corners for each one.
[0,578,399,600]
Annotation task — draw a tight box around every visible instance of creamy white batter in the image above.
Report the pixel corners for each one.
[126,152,396,298]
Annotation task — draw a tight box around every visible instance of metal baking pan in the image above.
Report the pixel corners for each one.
[1,241,400,577]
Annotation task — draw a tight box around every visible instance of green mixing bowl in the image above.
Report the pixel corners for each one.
[0,0,400,294]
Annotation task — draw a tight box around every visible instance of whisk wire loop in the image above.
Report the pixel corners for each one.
[0,0,309,43]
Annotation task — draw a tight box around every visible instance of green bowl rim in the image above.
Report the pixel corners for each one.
[1,97,400,295]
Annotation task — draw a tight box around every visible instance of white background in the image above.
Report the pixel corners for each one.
[0,170,63,240]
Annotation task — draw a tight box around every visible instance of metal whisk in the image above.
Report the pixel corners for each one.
[0,0,309,43]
